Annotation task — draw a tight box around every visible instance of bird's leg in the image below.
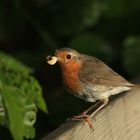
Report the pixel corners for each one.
[72,104,95,119]
[72,100,101,119]
[70,101,101,129]
[90,98,108,118]
[81,101,102,116]
[85,98,108,128]
[70,98,108,128]
[71,114,94,129]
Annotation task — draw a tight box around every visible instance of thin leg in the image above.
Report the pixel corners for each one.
[84,98,108,128]
[90,98,109,118]
[81,101,102,115]
[85,98,108,129]
[72,101,101,120]
[70,98,108,129]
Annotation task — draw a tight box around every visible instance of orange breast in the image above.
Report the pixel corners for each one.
[60,61,82,93]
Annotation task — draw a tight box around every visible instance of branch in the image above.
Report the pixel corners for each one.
[42,88,140,140]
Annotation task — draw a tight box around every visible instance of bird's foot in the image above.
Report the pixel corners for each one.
[73,113,90,120]
[68,112,94,129]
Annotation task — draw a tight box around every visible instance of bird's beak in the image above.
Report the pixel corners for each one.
[46,55,58,65]
[47,49,62,65]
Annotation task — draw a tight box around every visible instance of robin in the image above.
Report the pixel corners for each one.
[46,48,135,128]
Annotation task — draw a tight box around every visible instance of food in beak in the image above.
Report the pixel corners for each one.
[46,56,57,65]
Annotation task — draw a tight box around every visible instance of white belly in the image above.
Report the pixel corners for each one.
[74,85,131,103]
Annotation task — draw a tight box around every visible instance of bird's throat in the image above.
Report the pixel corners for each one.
[60,62,82,93]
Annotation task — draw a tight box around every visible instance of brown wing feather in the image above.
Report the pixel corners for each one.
[79,55,132,87]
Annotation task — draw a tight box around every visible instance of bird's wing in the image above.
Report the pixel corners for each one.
[78,55,132,87]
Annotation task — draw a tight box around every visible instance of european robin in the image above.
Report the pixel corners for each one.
[46,48,135,128]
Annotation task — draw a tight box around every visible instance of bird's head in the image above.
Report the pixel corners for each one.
[47,48,82,70]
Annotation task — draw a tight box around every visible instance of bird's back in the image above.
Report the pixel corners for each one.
[79,54,132,87]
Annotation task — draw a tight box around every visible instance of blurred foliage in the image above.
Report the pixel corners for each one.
[69,33,112,62]
[46,0,102,35]
[0,52,47,140]
[0,0,140,139]
[123,36,140,76]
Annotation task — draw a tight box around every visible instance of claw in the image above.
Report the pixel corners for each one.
[68,113,94,129]
[85,117,94,129]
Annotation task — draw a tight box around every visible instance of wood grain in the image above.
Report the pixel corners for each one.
[42,88,140,140]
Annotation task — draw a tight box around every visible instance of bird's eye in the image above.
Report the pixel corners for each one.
[66,54,72,59]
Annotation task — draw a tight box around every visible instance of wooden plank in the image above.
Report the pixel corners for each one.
[42,88,140,140]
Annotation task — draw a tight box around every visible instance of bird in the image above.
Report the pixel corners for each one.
[46,48,135,128]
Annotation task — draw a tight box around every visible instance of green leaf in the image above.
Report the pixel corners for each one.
[0,81,7,126]
[2,85,25,140]
[23,104,36,139]
[32,79,47,113]
[0,51,47,139]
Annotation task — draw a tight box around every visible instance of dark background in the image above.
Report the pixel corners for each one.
[0,0,140,139]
